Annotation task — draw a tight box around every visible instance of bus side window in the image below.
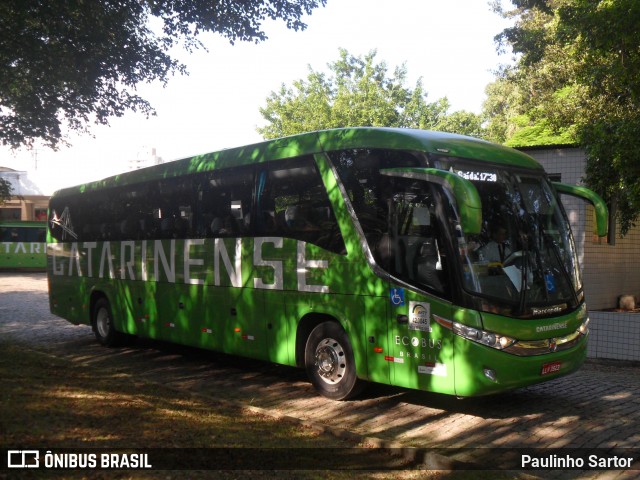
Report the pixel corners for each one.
[327,148,428,266]
[257,157,346,254]
[200,167,254,238]
[0,227,12,241]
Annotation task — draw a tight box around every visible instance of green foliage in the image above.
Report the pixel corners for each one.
[0,0,326,149]
[0,177,13,204]
[483,3,580,147]
[439,110,486,140]
[504,119,576,147]
[257,49,484,139]
[488,0,640,234]
[482,73,524,144]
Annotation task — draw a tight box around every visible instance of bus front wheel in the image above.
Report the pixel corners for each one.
[304,322,363,400]
[92,297,125,347]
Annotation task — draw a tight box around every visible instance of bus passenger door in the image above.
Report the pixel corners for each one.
[385,181,456,395]
[388,286,454,394]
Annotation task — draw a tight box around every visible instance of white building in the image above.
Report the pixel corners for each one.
[523,146,640,311]
[0,166,49,221]
[128,147,164,171]
[523,146,640,361]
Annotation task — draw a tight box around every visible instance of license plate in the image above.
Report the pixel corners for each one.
[541,361,561,376]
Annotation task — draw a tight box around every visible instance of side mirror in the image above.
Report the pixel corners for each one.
[552,182,609,238]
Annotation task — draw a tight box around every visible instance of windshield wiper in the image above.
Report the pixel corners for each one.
[543,231,580,307]
[517,241,529,315]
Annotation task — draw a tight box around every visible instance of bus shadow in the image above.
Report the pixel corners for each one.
[55,332,640,457]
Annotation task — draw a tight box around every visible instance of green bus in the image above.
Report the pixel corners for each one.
[47,128,608,400]
[1,220,47,269]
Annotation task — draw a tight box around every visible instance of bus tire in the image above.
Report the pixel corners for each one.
[304,321,364,400]
[92,297,125,347]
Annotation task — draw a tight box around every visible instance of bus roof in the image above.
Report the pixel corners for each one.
[53,128,543,196]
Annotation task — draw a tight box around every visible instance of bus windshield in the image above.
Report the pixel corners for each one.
[452,165,582,317]
[329,148,583,318]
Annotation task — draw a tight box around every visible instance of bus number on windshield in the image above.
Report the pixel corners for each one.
[456,171,497,183]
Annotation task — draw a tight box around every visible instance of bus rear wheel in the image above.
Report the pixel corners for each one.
[92,297,125,347]
[304,322,363,400]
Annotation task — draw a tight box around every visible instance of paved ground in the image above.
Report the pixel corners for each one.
[2,272,640,478]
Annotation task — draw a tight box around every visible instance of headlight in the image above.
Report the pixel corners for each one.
[452,322,516,350]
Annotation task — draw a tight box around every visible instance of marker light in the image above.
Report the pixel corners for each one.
[578,317,590,336]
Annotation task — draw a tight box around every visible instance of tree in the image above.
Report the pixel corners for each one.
[482,65,578,147]
[483,2,580,147]
[0,0,326,150]
[257,49,484,139]
[0,176,13,204]
[438,110,486,140]
[489,0,640,234]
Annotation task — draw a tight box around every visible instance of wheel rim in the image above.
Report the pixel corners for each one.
[314,337,346,384]
[96,307,111,338]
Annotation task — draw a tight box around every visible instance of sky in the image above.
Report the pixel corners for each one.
[1,0,514,195]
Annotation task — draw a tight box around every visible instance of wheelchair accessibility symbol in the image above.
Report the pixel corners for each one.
[390,288,405,307]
